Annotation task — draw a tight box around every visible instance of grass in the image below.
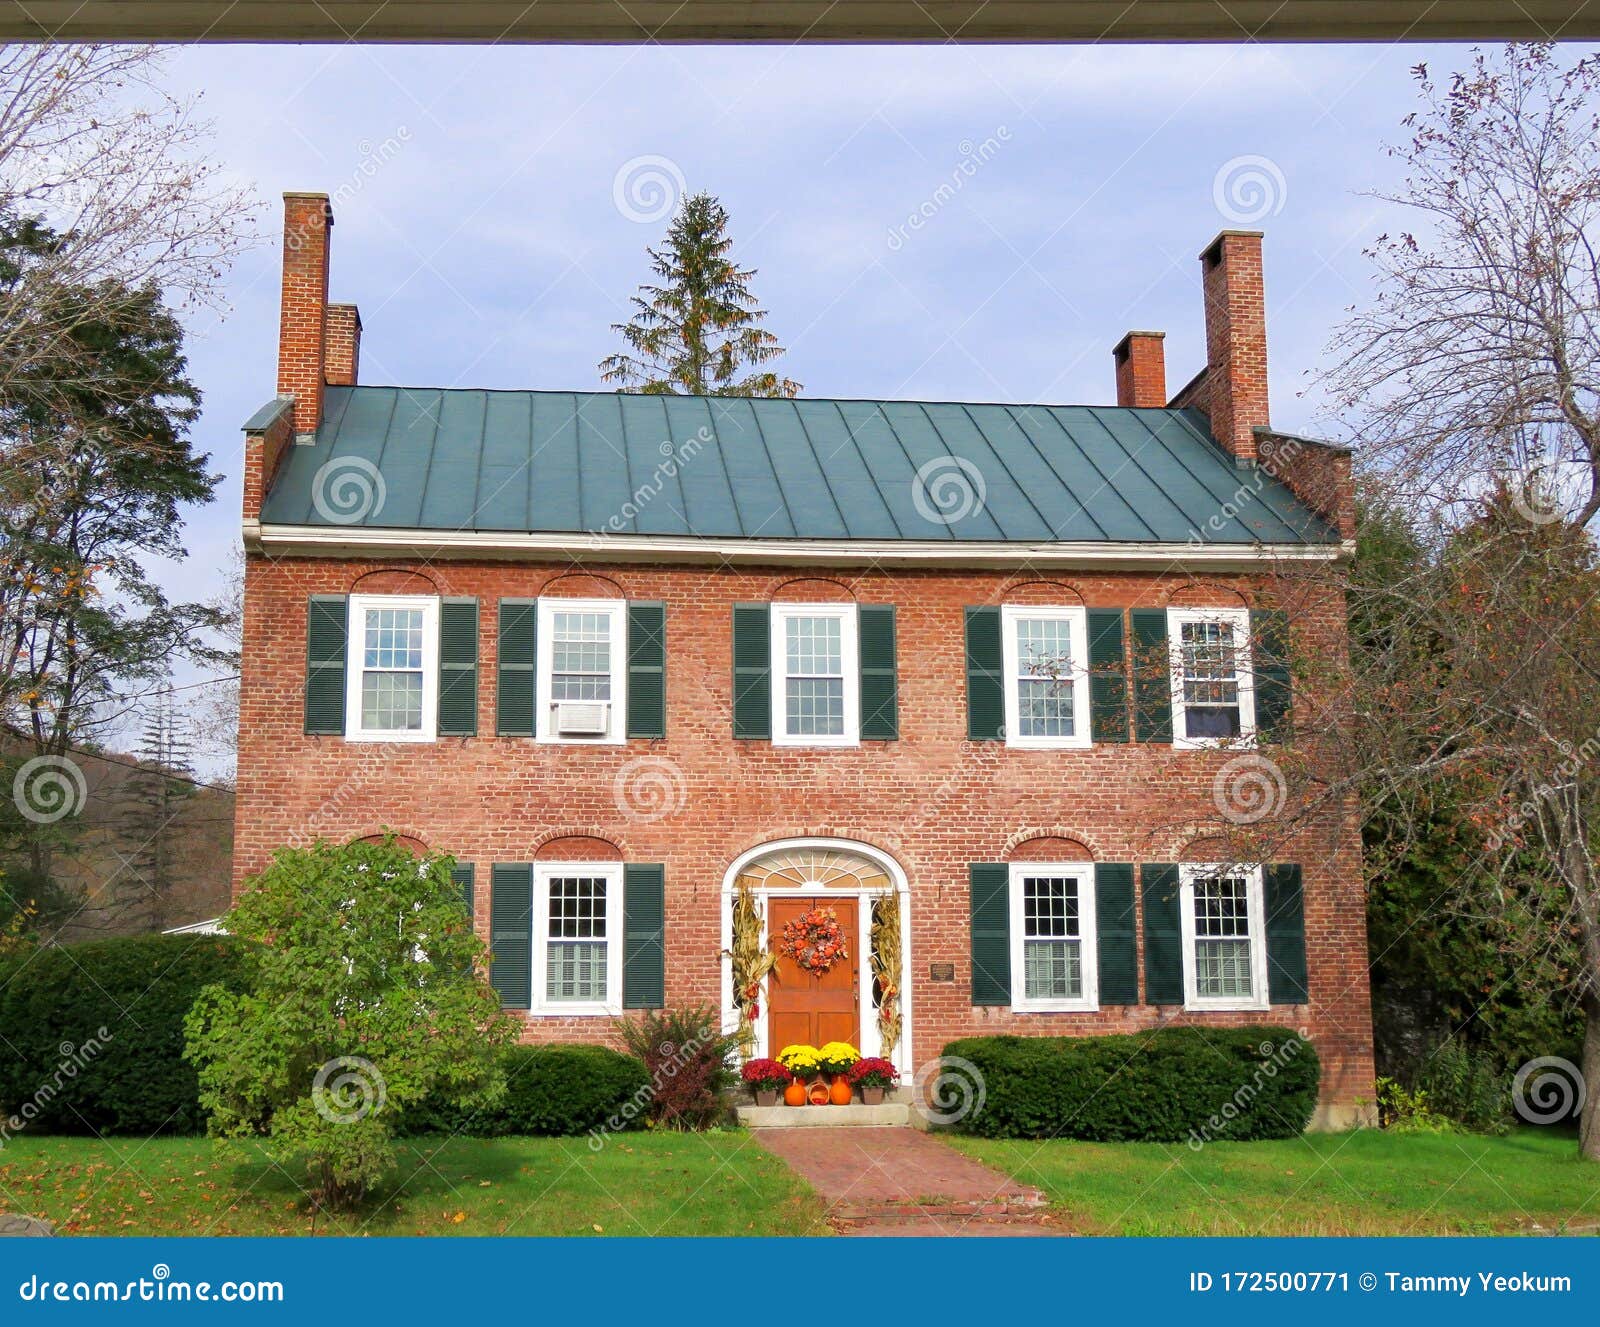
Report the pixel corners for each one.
[0,1131,829,1237]
[949,1127,1600,1235]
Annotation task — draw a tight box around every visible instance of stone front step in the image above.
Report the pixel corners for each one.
[736,1100,913,1128]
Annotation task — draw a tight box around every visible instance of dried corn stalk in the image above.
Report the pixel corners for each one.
[870,891,902,1056]
[724,878,777,1054]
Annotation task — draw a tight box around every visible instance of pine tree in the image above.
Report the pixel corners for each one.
[114,692,196,932]
[600,193,800,398]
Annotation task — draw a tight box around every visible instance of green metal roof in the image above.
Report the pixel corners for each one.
[254,385,1337,545]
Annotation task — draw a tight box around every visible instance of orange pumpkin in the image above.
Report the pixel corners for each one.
[829,1075,853,1106]
[783,1080,807,1107]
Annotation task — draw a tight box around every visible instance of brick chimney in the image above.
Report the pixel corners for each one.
[1196,229,1269,463]
[278,192,333,439]
[1112,331,1166,407]
[324,303,362,387]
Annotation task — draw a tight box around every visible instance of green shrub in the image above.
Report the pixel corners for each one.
[0,933,252,1135]
[616,1006,738,1130]
[405,1044,651,1137]
[941,1027,1320,1142]
[1412,1040,1509,1132]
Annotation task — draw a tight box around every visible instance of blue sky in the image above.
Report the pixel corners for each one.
[149,39,1553,763]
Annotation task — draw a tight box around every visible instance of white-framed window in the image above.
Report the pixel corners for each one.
[771,603,859,747]
[1179,864,1269,1011]
[1001,604,1091,749]
[533,862,623,1015]
[536,598,627,744]
[1008,862,1098,1011]
[1167,607,1255,749]
[345,594,439,742]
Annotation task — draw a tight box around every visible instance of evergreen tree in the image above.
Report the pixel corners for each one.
[600,193,800,398]
[114,692,197,933]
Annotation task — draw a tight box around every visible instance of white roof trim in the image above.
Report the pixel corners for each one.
[248,522,1350,569]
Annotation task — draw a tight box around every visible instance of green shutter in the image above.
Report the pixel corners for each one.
[496,599,537,736]
[969,863,1011,1005]
[1095,863,1138,1004]
[438,598,479,736]
[1087,608,1129,743]
[964,607,1004,741]
[304,595,348,735]
[858,605,898,740]
[1141,863,1184,1005]
[451,861,475,916]
[732,603,771,739]
[489,863,533,1009]
[1252,608,1292,743]
[1130,608,1173,743]
[623,863,666,1009]
[1265,863,1308,1004]
[626,602,667,738]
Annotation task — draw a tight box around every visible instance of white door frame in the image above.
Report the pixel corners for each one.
[719,837,913,1077]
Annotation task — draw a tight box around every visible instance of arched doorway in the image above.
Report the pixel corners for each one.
[720,838,912,1074]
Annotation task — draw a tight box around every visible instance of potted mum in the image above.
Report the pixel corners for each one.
[740,1058,791,1108]
[816,1042,860,1105]
[776,1044,824,1105]
[847,1057,899,1106]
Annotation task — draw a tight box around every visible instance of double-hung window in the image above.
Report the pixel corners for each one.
[345,594,439,742]
[1008,863,1098,1010]
[1179,864,1268,1011]
[771,603,859,746]
[536,598,627,744]
[534,863,622,1014]
[1167,607,1255,748]
[1001,605,1091,748]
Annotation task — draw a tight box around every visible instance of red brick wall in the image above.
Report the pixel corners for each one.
[278,193,331,436]
[241,406,293,524]
[323,304,362,388]
[1113,331,1167,408]
[1200,230,1270,463]
[234,553,1375,1115]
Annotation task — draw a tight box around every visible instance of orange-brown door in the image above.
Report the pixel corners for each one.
[767,897,859,1053]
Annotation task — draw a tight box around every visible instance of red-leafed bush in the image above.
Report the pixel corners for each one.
[616,1006,738,1130]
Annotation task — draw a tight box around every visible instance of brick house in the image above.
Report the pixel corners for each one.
[237,192,1374,1127]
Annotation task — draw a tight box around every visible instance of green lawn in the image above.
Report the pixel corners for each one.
[950,1127,1600,1235]
[0,1132,828,1237]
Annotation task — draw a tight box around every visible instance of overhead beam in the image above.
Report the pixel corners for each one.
[2,1,1595,44]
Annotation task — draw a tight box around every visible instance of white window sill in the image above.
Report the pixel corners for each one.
[1171,734,1257,752]
[530,1002,621,1018]
[1007,735,1093,751]
[771,733,860,748]
[1014,998,1099,1013]
[1184,997,1270,1013]
[344,729,436,743]
[538,734,626,746]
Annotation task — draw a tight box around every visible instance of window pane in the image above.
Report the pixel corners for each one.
[360,670,422,730]
[364,607,424,669]
[785,615,842,677]
[1179,620,1240,739]
[547,876,607,938]
[551,611,613,702]
[1022,875,1080,939]
[546,941,608,1001]
[786,677,845,735]
[1193,876,1253,998]
[1024,941,1082,1000]
[1015,618,1075,737]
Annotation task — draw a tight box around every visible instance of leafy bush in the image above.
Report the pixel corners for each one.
[941,1027,1320,1142]
[1375,1077,1455,1132]
[405,1044,650,1137]
[184,837,515,1208]
[616,1006,737,1130]
[1412,1040,1509,1132]
[0,933,252,1135]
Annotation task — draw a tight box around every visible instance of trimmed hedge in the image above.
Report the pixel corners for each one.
[404,1044,651,1137]
[942,1026,1319,1142]
[0,934,254,1135]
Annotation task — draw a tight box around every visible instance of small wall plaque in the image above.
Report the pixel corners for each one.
[928,962,956,983]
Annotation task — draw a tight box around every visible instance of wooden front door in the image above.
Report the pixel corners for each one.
[767,896,860,1052]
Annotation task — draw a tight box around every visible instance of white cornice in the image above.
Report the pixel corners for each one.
[247,523,1351,570]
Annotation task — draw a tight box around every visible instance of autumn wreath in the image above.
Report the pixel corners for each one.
[779,906,849,975]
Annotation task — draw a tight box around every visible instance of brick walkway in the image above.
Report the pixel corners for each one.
[752,1127,1063,1236]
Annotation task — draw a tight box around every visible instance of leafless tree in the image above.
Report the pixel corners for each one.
[0,44,258,415]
